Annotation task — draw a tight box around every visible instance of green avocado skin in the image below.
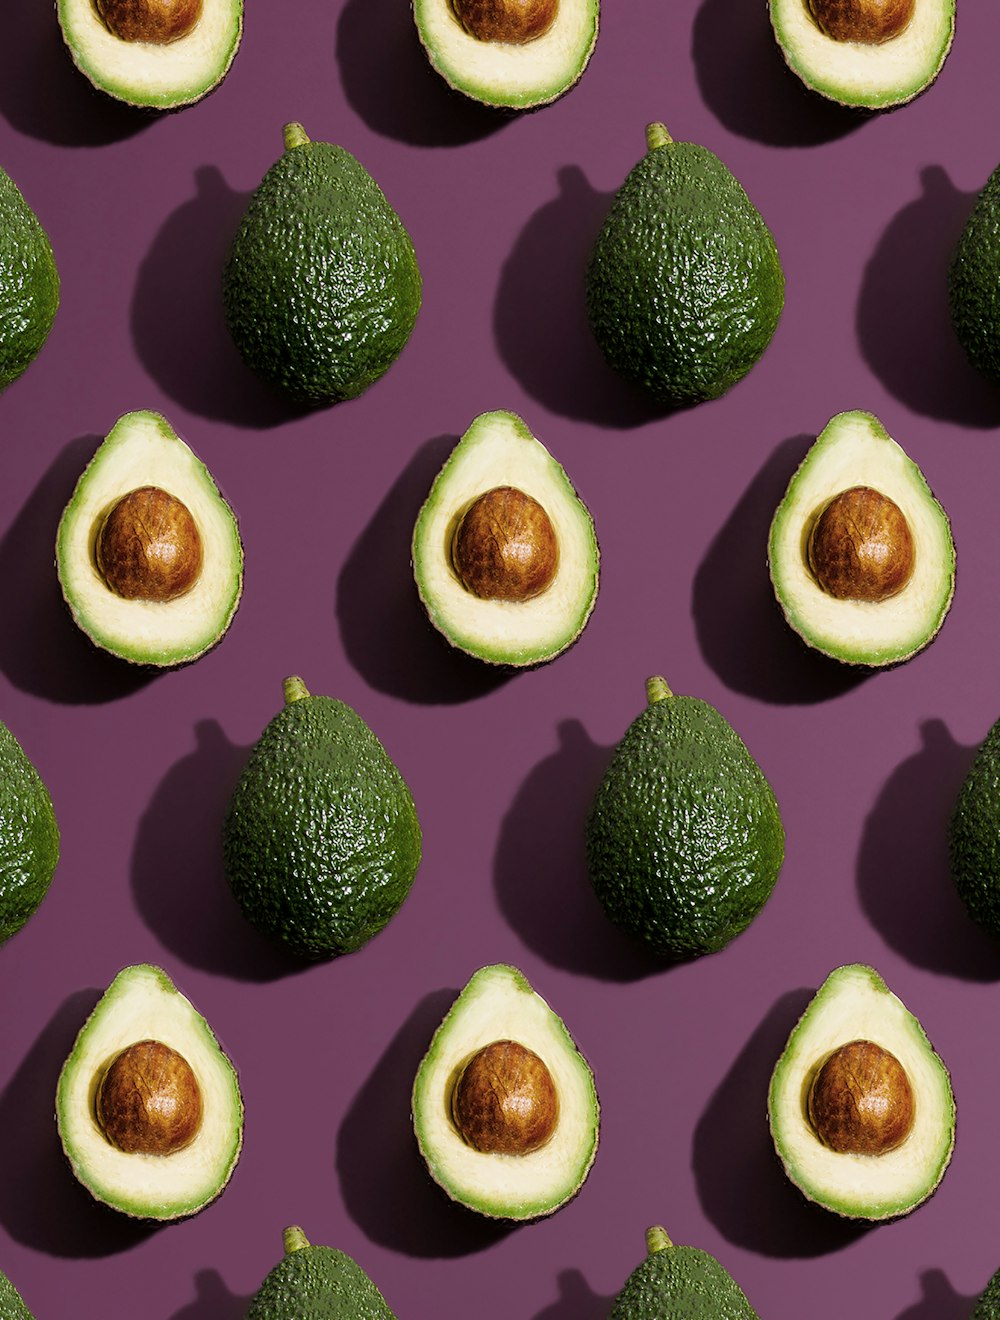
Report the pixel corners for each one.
[223,685,421,960]
[247,1242,395,1320]
[0,168,59,391]
[950,166,1000,386]
[0,721,59,945]
[972,1267,1000,1319]
[222,127,421,406]
[950,716,1000,938]
[0,1269,33,1320]
[586,685,783,960]
[586,129,783,407]
[610,1237,759,1320]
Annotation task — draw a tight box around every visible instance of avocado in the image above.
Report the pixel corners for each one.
[768,410,955,667]
[0,718,59,946]
[56,409,243,667]
[223,676,422,960]
[586,677,784,961]
[56,0,242,109]
[56,963,244,1220]
[971,1267,1000,1320]
[412,0,599,109]
[949,714,1000,939]
[0,166,58,393]
[247,1226,396,1319]
[412,963,599,1220]
[222,122,421,407]
[950,161,1000,388]
[585,122,783,408]
[609,1225,759,1320]
[0,1268,33,1320]
[769,0,954,110]
[768,963,955,1220]
[412,410,599,667]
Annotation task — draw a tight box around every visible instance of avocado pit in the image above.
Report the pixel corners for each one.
[451,486,559,602]
[93,0,203,43]
[450,0,558,43]
[807,1038,915,1155]
[451,1038,559,1155]
[806,0,914,44]
[96,485,204,602]
[807,485,915,603]
[95,1038,204,1156]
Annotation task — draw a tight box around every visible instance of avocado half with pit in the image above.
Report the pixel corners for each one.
[56,410,243,667]
[56,0,243,109]
[769,0,954,110]
[413,0,599,109]
[767,410,954,667]
[56,963,244,1220]
[768,963,954,1220]
[412,963,599,1220]
[412,410,599,667]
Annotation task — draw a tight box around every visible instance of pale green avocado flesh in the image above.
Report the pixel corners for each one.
[412,964,599,1220]
[412,410,599,666]
[413,0,599,108]
[769,0,954,109]
[56,964,244,1220]
[56,410,243,667]
[57,0,242,108]
[768,963,955,1220]
[768,410,954,667]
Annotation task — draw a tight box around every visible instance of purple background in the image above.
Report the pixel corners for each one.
[1,2,998,1316]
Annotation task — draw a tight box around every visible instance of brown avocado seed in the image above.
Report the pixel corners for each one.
[96,486,204,602]
[807,485,915,602]
[807,0,914,44]
[95,1039,204,1156]
[452,1039,559,1155]
[94,0,203,44]
[451,486,559,602]
[451,0,558,44]
[807,1039,915,1156]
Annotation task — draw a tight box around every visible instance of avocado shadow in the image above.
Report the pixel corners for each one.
[0,989,160,1256]
[693,988,870,1257]
[167,1269,255,1320]
[0,432,158,705]
[336,988,515,1257]
[531,1269,617,1320]
[894,1268,979,1320]
[692,433,869,705]
[131,718,300,982]
[494,719,665,982]
[857,165,1000,428]
[857,719,1000,980]
[336,433,514,705]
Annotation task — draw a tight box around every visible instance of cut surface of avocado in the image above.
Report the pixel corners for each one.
[769,0,954,109]
[56,963,244,1220]
[768,963,954,1220]
[412,0,598,109]
[412,963,599,1220]
[412,410,599,666]
[56,410,243,667]
[768,410,954,667]
[56,0,242,109]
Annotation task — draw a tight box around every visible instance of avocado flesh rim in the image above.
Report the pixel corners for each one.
[769,0,954,108]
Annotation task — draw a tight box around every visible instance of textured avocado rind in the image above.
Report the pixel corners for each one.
[0,167,59,392]
[247,1227,396,1319]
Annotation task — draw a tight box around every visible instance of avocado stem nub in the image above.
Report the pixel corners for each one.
[645,676,673,705]
[283,675,311,705]
[283,122,311,152]
[645,1225,673,1255]
[645,123,673,152]
[282,1225,310,1256]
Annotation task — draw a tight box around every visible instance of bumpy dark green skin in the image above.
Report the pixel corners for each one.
[0,169,59,392]
[223,687,421,959]
[586,686,783,960]
[0,1269,33,1320]
[950,165,1000,386]
[586,130,783,407]
[610,1234,759,1320]
[222,128,421,406]
[950,716,1000,938]
[247,1240,395,1320]
[0,721,59,945]
[971,1267,1000,1319]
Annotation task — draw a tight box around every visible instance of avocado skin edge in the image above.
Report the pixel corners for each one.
[609,1227,759,1320]
[950,715,1000,939]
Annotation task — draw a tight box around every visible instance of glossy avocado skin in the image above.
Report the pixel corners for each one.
[247,1229,395,1320]
[950,716,1000,938]
[0,720,59,946]
[609,1228,759,1320]
[972,1268,1000,1319]
[0,1268,33,1320]
[950,165,1000,387]
[0,168,58,392]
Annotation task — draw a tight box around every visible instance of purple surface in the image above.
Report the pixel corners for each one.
[0,3,998,1317]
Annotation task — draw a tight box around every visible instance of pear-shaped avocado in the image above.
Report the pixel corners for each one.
[0,167,58,392]
[586,677,784,961]
[971,1267,1000,1320]
[0,719,59,946]
[768,410,954,667]
[586,122,783,408]
[768,964,955,1220]
[247,1226,396,1319]
[56,410,243,667]
[412,0,599,109]
[0,1268,33,1320]
[950,162,1000,388]
[769,0,954,109]
[609,1225,760,1320]
[223,676,422,960]
[222,122,421,407]
[412,964,599,1220]
[949,714,1000,940]
[412,410,599,667]
[56,0,242,108]
[56,963,244,1220]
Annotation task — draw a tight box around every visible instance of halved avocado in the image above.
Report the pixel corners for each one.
[767,410,954,667]
[412,963,599,1220]
[768,963,955,1221]
[56,0,242,110]
[56,963,244,1221]
[413,0,599,109]
[412,410,599,667]
[769,0,954,110]
[56,410,243,667]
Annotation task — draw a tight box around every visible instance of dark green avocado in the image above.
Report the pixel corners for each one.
[950,714,1000,939]
[247,1227,396,1319]
[0,166,58,392]
[951,161,1000,387]
[609,1226,760,1319]
[0,1266,34,1319]
[971,1266,1000,1320]
[0,718,59,946]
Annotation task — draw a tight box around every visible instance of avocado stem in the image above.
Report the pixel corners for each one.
[645,676,673,705]
[646,1225,673,1255]
[283,122,310,152]
[646,123,673,152]
[283,676,311,705]
[283,1225,310,1256]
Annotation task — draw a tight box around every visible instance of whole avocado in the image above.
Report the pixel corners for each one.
[950,163,1000,387]
[609,1226,759,1319]
[0,719,59,945]
[972,1266,1000,1319]
[0,166,59,392]
[950,714,1000,938]
[247,1226,396,1319]
[0,1267,33,1319]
